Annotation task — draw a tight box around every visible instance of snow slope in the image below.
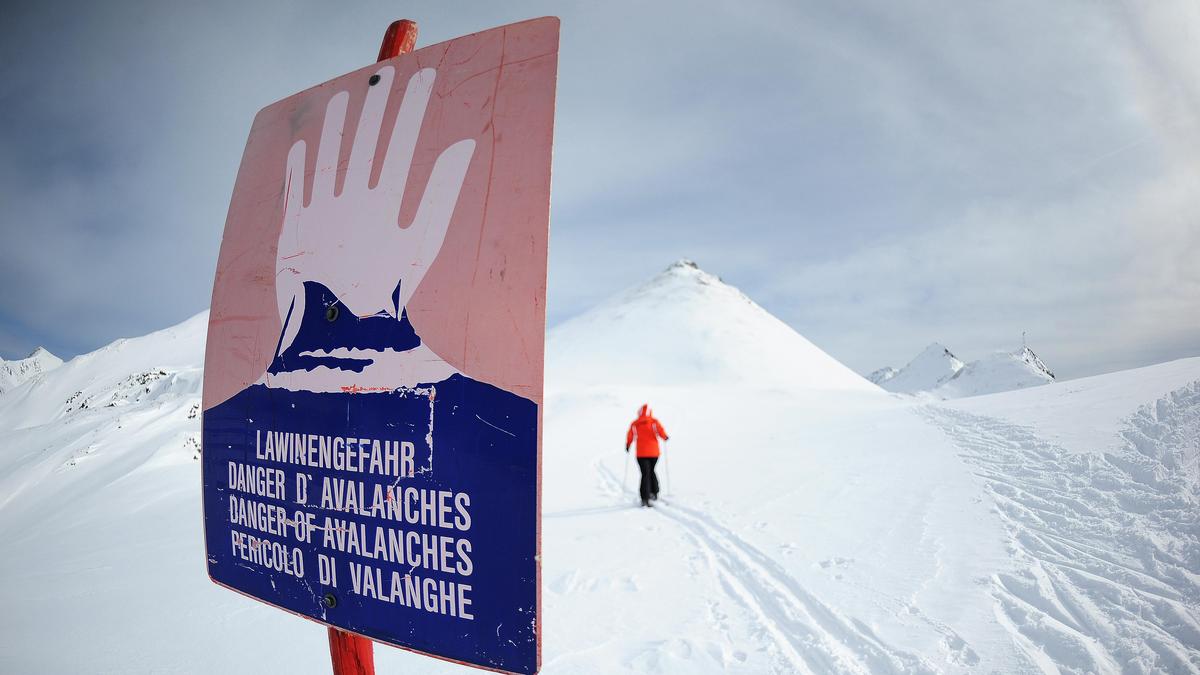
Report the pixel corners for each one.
[1,263,1198,674]
[0,346,62,394]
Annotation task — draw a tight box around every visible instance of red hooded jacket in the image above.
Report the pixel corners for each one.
[626,405,669,458]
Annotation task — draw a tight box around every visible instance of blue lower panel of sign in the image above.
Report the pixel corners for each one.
[202,374,537,674]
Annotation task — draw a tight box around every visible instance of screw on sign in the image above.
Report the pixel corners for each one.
[201,17,558,675]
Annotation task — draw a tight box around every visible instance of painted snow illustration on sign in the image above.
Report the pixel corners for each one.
[202,17,558,675]
[268,66,472,391]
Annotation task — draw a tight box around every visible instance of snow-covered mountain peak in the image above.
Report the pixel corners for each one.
[873,341,1055,399]
[936,345,1055,398]
[0,345,63,394]
[878,342,965,394]
[548,261,878,393]
[618,259,743,303]
[25,346,56,360]
[660,258,718,283]
[916,342,958,362]
[667,257,701,272]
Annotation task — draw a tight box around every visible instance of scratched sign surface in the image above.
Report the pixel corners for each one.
[201,17,557,674]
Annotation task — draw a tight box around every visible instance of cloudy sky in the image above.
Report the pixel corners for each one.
[1,0,1197,379]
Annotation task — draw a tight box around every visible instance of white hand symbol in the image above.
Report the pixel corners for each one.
[274,66,475,355]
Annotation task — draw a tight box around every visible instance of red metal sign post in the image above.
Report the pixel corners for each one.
[329,625,375,675]
[378,19,418,61]
[323,21,420,675]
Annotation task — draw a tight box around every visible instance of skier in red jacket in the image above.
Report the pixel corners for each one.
[626,404,669,507]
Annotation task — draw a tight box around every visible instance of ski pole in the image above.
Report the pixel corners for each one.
[622,449,630,495]
[663,443,671,496]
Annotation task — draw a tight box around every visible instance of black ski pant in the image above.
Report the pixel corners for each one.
[636,456,659,502]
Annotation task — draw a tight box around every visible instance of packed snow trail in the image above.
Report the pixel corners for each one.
[925,384,1200,674]
[595,460,936,674]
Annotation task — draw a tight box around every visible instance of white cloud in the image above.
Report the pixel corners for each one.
[1,0,1197,381]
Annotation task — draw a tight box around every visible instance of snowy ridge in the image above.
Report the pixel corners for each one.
[1016,345,1054,379]
[0,346,63,394]
[0,312,206,432]
[548,260,878,392]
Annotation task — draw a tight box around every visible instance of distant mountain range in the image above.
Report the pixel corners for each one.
[870,342,1054,398]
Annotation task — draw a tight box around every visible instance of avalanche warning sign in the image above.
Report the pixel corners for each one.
[201,17,557,674]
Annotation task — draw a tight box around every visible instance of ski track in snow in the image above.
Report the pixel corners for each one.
[594,460,936,674]
[925,383,1200,674]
